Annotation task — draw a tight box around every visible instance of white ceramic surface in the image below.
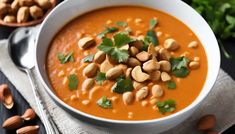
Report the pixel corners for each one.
[35,0,220,133]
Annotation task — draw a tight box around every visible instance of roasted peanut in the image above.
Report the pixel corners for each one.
[189,61,200,69]
[136,51,150,62]
[2,115,24,129]
[107,55,118,64]
[82,78,94,91]
[83,63,99,78]
[159,48,171,60]
[106,66,123,80]
[3,15,16,23]
[133,81,146,89]
[159,60,171,72]
[150,70,161,81]
[0,84,14,109]
[127,57,141,67]
[130,40,144,50]
[21,108,36,121]
[161,72,171,82]
[123,92,134,105]
[188,41,198,48]
[152,85,164,98]
[82,100,90,105]
[142,60,160,72]
[148,44,158,57]
[94,51,106,64]
[149,98,158,105]
[164,38,179,51]
[125,68,132,78]
[120,44,129,50]
[29,5,43,20]
[11,0,19,12]
[17,6,29,23]
[141,100,148,107]
[100,60,114,73]
[78,37,95,50]
[197,114,216,130]
[131,66,150,82]
[116,64,127,72]
[36,0,52,9]
[16,125,39,134]
[19,0,34,6]
[129,46,139,57]
[136,87,149,101]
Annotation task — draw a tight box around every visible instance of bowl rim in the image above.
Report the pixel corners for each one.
[35,0,221,124]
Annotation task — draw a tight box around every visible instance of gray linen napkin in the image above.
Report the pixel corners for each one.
[0,39,235,134]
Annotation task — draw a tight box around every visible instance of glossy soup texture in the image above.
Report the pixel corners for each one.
[47,6,208,120]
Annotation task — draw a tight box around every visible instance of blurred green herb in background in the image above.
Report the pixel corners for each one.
[187,0,235,59]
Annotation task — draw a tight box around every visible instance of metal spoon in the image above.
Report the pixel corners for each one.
[8,26,59,134]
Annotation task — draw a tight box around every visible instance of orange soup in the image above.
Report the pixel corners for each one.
[47,6,207,120]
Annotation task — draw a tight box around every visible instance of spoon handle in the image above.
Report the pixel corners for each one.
[26,68,59,134]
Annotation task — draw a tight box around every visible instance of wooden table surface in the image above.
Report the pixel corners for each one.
[0,1,235,134]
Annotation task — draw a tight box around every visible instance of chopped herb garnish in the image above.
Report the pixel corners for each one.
[97,96,112,109]
[170,56,190,78]
[142,36,152,51]
[68,74,78,90]
[97,27,119,39]
[144,18,159,46]
[57,51,74,64]
[98,33,133,63]
[167,81,176,89]
[82,54,94,63]
[96,72,106,85]
[116,21,128,27]
[149,18,158,30]
[146,30,158,46]
[112,77,134,94]
[157,99,176,114]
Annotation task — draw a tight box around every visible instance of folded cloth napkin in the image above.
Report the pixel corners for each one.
[0,39,235,134]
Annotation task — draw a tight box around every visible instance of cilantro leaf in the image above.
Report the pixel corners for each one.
[112,77,134,94]
[170,57,190,78]
[97,38,113,53]
[97,96,112,109]
[146,30,159,46]
[98,33,131,63]
[82,54,94,63]
[68,74,78,90]
[167,81,176,89]
[97,27,119,39]
[114,33,132,47]
[96,72,106,85]
[119,27,132,35]
[157,99,176,114]
[57,51,74,64]
[149,18,158,30]
[116,21,128,27]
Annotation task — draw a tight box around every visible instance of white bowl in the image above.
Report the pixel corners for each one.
[35,0,220,133]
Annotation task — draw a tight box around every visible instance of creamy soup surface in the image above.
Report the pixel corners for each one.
[47,6,207,120]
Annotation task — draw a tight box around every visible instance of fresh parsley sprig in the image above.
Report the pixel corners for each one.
[98,33,133,63]
[170,56,190,78]
[57,51,74,64]
[97,27,119,39]
[97,96,112,109]
[112,77,134,94]
[157,99,176,114]
[96,72,106,85]
[68,74,78,90]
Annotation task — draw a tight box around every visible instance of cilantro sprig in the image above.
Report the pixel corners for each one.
[96,72,106,85]
[116,21,128,27]
[157,99,176,114]
[112,77,134,94]
[170,56,190,78]
[167,81,176,89]
[57,51,74,64]
[68,74,78,90]
[97,27,119,39]
[97,96,112,109]
[98,33,133,63]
